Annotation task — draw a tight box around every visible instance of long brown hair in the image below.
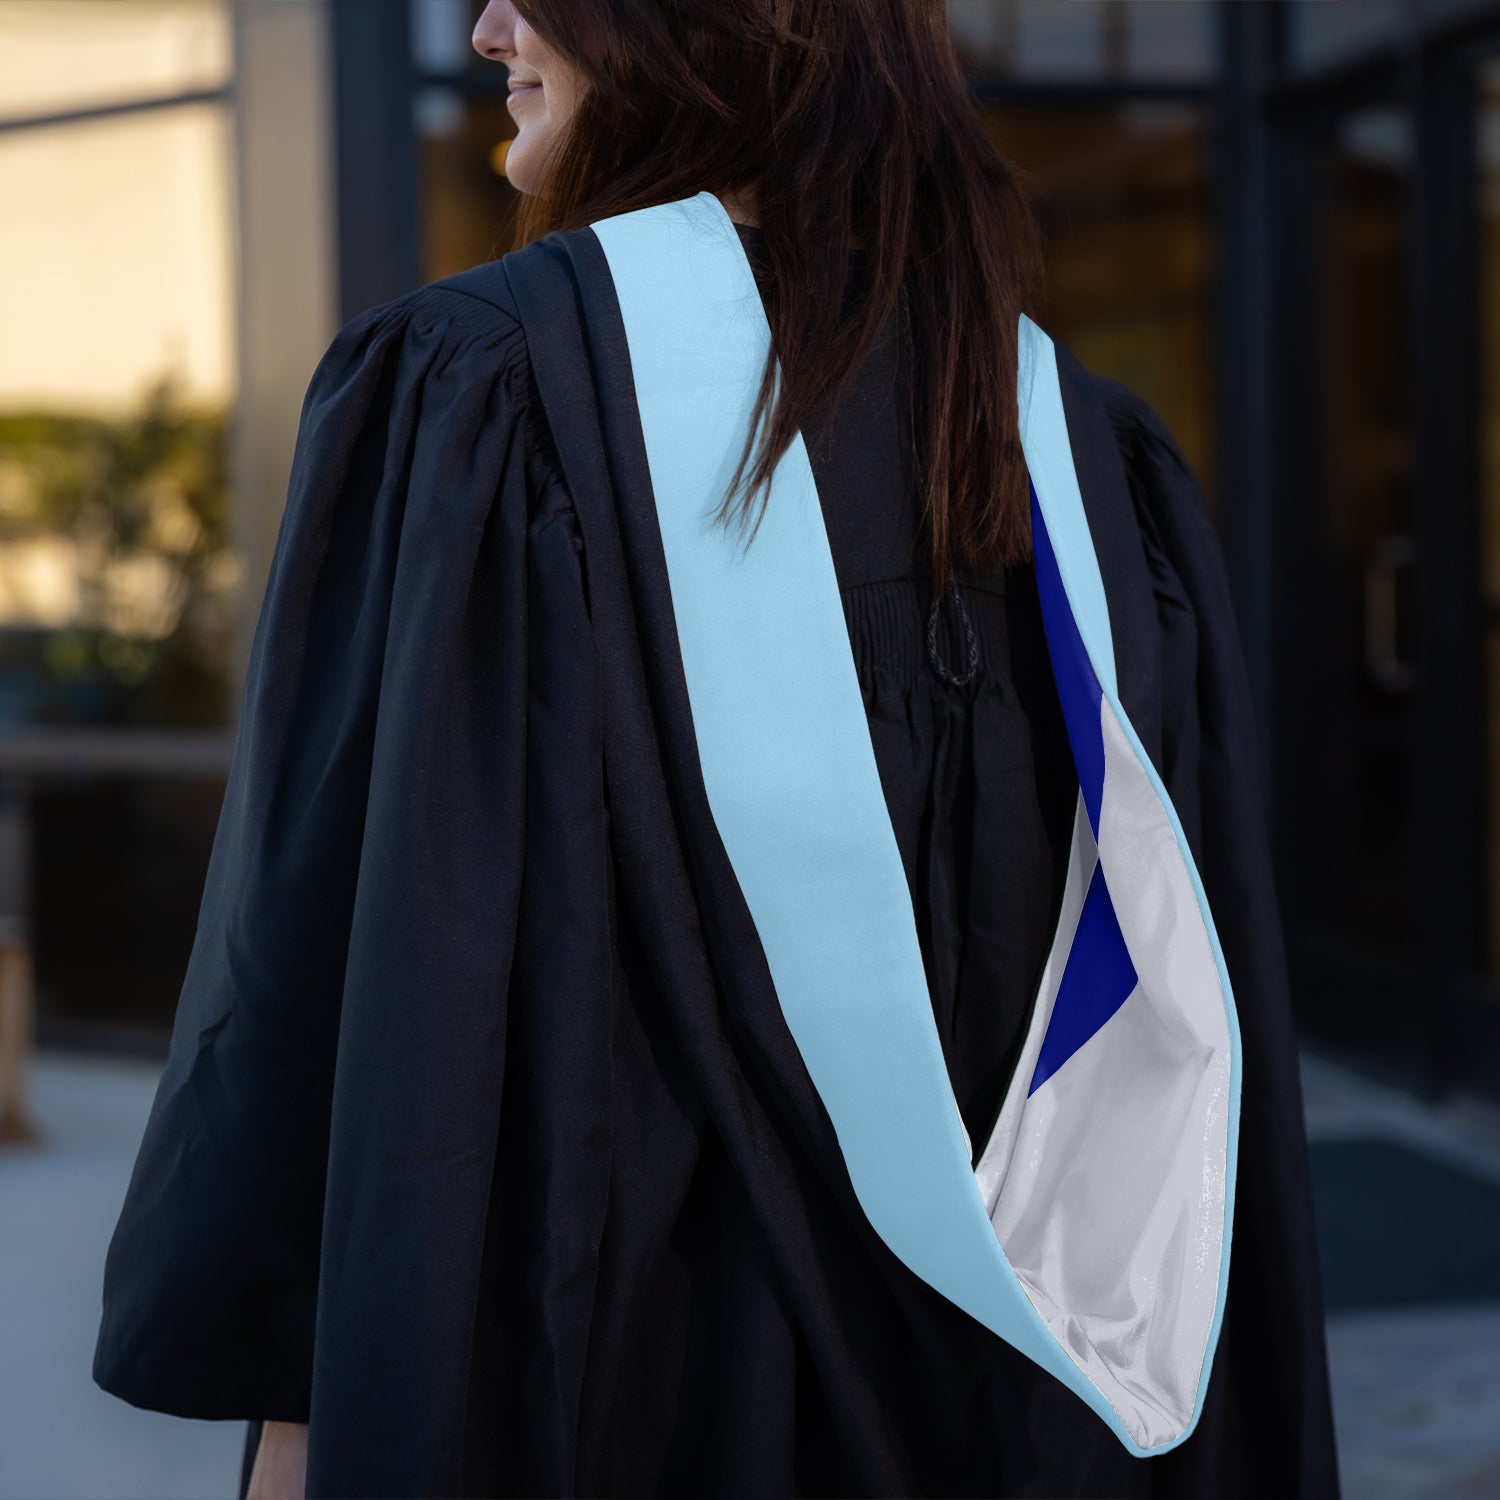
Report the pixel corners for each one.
[510,0,1045,596]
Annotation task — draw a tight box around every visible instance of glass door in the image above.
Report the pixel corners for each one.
[1466,54,1500,1093]
[1278,53,1500,1104]
[1274,98,1432,1087]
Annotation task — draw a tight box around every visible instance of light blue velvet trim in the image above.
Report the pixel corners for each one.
[1015,315,1243,1449]
[588,189,1238,1455]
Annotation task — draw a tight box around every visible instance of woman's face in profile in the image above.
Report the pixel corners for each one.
[472,1,586,193]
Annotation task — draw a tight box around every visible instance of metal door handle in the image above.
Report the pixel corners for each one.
[1363,533,1416,694]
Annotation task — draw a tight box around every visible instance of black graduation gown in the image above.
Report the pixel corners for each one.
[92,221,1341,1500]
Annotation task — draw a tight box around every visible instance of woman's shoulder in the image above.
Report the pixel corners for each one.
[1083,369,1224,588]
[1042,334,1222,594]
[1087,372,1206,502]
[301,255,567,504]
[314,266,529,388]
[383,230,588,353]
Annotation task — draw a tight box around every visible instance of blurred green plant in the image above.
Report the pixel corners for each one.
[0,370,238,729]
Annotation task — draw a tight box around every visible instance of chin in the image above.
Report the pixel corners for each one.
[504,140,545,196]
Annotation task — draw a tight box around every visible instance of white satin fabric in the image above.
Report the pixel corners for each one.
[973,696,1232,1446]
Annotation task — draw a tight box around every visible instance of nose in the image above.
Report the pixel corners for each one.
[472,0,515,62]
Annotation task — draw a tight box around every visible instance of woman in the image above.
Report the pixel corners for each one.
[94,2,1341,1497]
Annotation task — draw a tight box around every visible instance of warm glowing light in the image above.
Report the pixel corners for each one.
[0,0,231,123]
[0,102,234,413]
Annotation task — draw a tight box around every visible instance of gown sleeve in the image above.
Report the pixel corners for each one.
[1095,375,1343,1497]
[91,282,584,1429]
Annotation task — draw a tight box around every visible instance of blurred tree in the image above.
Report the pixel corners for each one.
[0,373,237,729]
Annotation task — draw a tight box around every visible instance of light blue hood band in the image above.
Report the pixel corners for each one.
[589,190,1241,1456]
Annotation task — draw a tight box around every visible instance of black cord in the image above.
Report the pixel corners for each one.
[925,574,979,686]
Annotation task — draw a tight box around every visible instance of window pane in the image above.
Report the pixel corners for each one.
[1286,0,1403,74]
[419,90,521,280]
[1013,0,1111,80]
[1420,0,1500,23]
[1482,62,1500,612]
[946,0,1214,84]
[1123,0,1216,83]
[0,102,238,729]
[411,0,476,74]
[1298,106,1417,952]
[986,103,1215,503]
[1477,58,1500,981]
[0,0,230,123]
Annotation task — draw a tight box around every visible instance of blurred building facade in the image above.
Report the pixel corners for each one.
[1,0,1497,1103]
